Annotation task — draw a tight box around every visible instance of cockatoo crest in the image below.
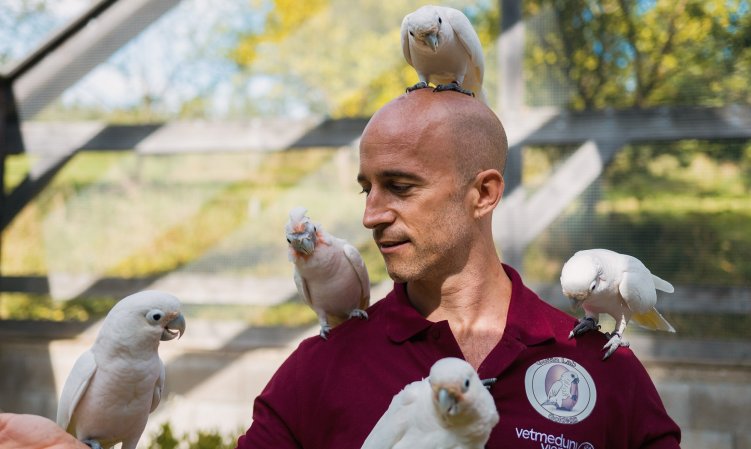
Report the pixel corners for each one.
[286,206,318,257]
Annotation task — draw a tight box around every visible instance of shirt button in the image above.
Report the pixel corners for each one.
[431,328,441,340]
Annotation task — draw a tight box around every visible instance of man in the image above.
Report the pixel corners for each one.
[236,89,680,448]
[0,90,680,449]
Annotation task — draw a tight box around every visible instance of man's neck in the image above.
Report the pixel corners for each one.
[405,256,512,370]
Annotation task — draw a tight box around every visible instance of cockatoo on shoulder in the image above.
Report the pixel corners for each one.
[561,249,675,360]
[285,206,370,339]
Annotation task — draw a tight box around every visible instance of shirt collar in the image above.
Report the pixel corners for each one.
[384,264,556,347]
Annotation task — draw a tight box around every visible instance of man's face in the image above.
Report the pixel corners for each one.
[357,117,474,283]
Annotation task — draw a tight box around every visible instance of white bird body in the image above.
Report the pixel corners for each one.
[56,291,186,449]
[286,207,370,338]
[401,5,486,103]
[561,249,675,359]
[361,357,498,449]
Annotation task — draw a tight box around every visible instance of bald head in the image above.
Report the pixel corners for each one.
[361,89,508,181]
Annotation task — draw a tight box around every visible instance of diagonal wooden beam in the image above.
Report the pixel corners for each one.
[12,0,181,119]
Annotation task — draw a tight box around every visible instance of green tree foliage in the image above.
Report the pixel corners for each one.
[230,0,499,117]
[526,0,751,109]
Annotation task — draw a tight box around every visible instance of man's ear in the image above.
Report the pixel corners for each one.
[471,169,504,219]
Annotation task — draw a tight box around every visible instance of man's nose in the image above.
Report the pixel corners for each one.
[362,189,394,229]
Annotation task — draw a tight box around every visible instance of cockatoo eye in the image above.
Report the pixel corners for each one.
[286,238,291,243]
[438,17,442,24]
[409,31,414,37]
[462,378,470,392]
[589,280,597,291]
[146,309,164,323]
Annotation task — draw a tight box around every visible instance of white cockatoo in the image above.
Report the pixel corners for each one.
[561,249,675,359]
[285,206,370,339]
[361,357,499,449]
[56,290,186,449]
[401,5,486,103]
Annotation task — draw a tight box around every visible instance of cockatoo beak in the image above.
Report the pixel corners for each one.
[425,33,438,52]
[436,387,458,416]
[161,313,186,341]
[291,237,315,256]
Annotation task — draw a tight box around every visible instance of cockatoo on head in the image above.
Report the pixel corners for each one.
[561,249,675,360]
[361,357,499,449]
[285,206,370,339]
[401,5,487,103]
[56,290,186,449]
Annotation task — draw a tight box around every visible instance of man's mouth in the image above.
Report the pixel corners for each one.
[378,240,409,252]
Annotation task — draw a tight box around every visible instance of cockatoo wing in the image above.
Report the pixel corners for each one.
[443,6,484,84]
[400,15,413,67]
[343,243,370,310]
[618,270,658,313]
[361,382,423,449]
[150,360,166,413]
[56,350,97,431]
[293,269,313,307]
[547,380,562,399]
[652,274,674,293]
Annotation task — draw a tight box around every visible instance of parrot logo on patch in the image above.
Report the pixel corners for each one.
[543,370,580,411]
[524,357,597,424]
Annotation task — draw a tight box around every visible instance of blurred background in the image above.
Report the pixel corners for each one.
[0,0,749,447]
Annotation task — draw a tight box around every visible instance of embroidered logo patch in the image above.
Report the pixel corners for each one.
[524,357,597,424]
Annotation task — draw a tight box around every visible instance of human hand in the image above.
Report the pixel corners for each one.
[0,413,87,449]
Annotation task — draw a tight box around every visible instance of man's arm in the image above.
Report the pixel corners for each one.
[629,362,681,449]
[0,413,87,449]
[235,350,304,449]
[235,395,302,449]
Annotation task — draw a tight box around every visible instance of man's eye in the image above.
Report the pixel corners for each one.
[359,186,371,195]
[389,183,412,193]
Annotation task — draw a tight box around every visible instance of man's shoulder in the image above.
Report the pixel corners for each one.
[291,294,392,360]
[524,288,649,370]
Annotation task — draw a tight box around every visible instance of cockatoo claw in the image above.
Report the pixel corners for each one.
[433,82,475,97]
[82,439,103,449]
[602,332,629,360]
[569,316,599,339]
[349,309,369,320]
[319,324,332,340]
[406,81,430,92]
[481,377,497,390]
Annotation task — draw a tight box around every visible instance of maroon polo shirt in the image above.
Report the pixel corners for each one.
[236,264,680,449]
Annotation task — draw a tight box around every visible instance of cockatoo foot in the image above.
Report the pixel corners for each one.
[481,377,497,390]
[602,332,629,360]
[406,81,430,92]
[319,324,332,340]
[349,309,369,320]
[433,82,475,97]
[82,439,103,449]
[568,317,600,339]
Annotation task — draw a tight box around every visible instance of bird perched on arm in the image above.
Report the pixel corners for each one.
[56,290,186,449]
[560,249,676,360]
[361,357,499,449]
[285,206,370,339]
[401,5,486,103]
